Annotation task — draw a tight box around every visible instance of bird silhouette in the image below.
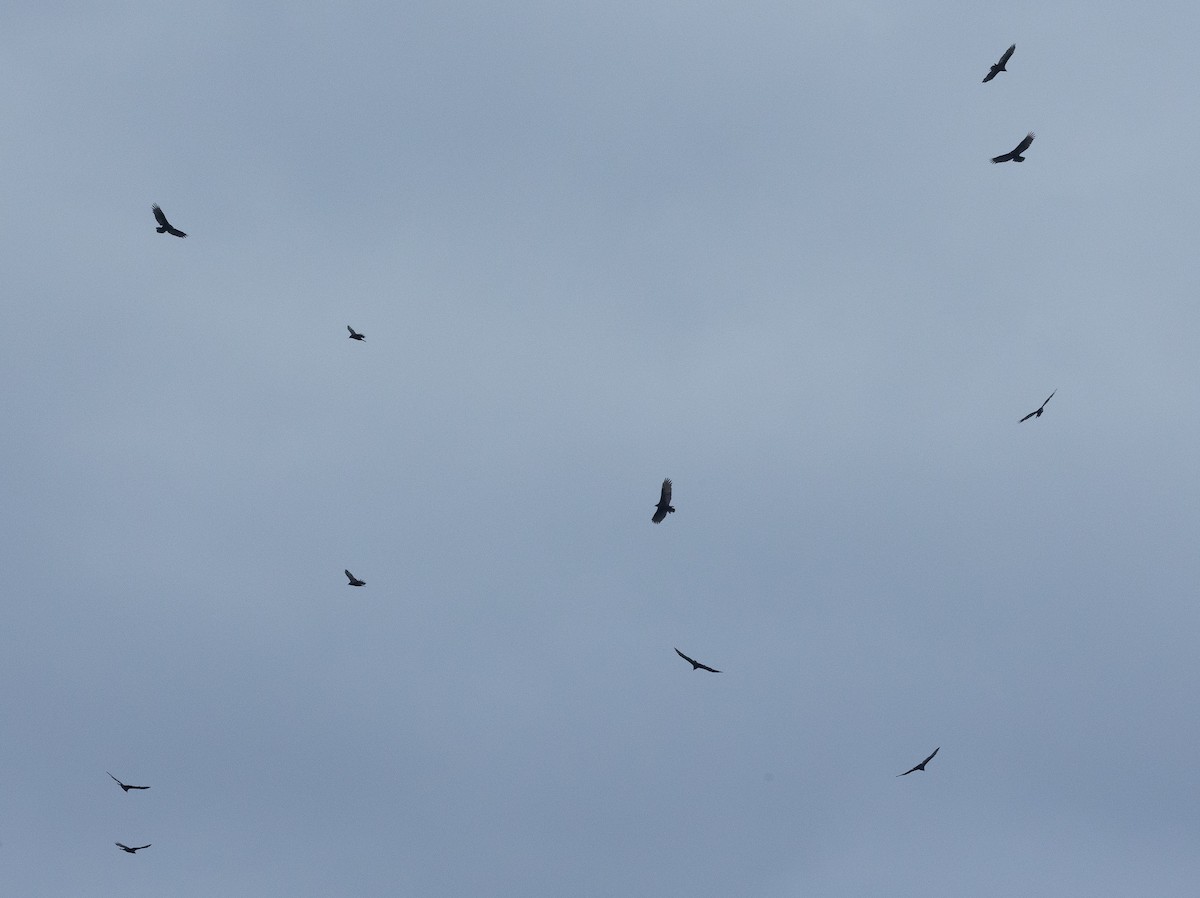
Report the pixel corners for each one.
[652,479,675,524]
[1019,390,1056,422]
[897,747,940,776]
[982,44,1015,82]
[674,648,720,673]
[107,772,149,792]
[151,204,187,237]
[991,132,1035,163]
[345,569,366,587]
[115,843,151,854]
[347,326,365,341]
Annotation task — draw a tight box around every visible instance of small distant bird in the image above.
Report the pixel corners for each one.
[107,772,149,792]
[115,843,151,854]
[151,204,187,238]
[991,132,1035,164]
[1019,389,1056,422]
[897,747,940,776]
[347,326,365,341]
[982,44,1016,82]
[345,569,365,587]
[675,648,720,673]
[652,479,675,524]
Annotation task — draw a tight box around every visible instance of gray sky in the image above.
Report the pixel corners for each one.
[3,2,1199,895]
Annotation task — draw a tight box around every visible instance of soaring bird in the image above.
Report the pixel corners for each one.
[345,569,366,587]
[347,326,365,341]
[991,132,1035,164]
[897,747,940,776]
[982,44,1015,82]
[652,479,675,524]
[1019,390,1056,422]
[107,772,149,792]
[675,648,720,673]
[115,843,151,854]
[151,204,187,238]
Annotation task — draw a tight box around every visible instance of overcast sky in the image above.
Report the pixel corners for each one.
[3,2,1200,895]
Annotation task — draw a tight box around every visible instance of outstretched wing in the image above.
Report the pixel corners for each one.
[651,478,673,523]
[897,746,939,775]
[345,569,357,583]
[993,133,1034,164]
[115,843,131,850]
[153,204,187,237]
[108,772,125,787]
[675,647,720,672]
[133,844,151,851]
[1021,389,1054,421]
[998,44,1015,66]
[347,326,356,336]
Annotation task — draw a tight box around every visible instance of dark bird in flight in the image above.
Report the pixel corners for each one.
[345,569,366,587]
[991,132,1035,164]
[151,204,187,238]
[651,479,675,524]
[115,843,151,854]
[675,647,720,673]
[982,44,1016,82]
[1019,389,1056,422]
[107,772,149,792]
[347,326,365,341]
[897,747,940,776]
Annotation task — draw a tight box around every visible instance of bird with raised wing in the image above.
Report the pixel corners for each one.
[347,326,365,341]
[652,479,675,524]
[991,132,1035,164]
[151,204,187,238]
[107,772,149,792]
[675,648,720,673]
[1019,390,1056,422]
[115,843,151,854]
[345,569,366,587]
[982,44,1015,82]
[897,747,940,776]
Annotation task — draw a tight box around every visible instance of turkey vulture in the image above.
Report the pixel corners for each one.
[347,326,365,341]
[115,843,151,854]
[982,44,1015,82]
[897,747,940,776]
[107,772,149,792]
[151,204,187,238]
[991,132,1035,164]
[651,479,675,524]
[345,569,366,587]
[675,648,720,673]
[1019,389,1056,422]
